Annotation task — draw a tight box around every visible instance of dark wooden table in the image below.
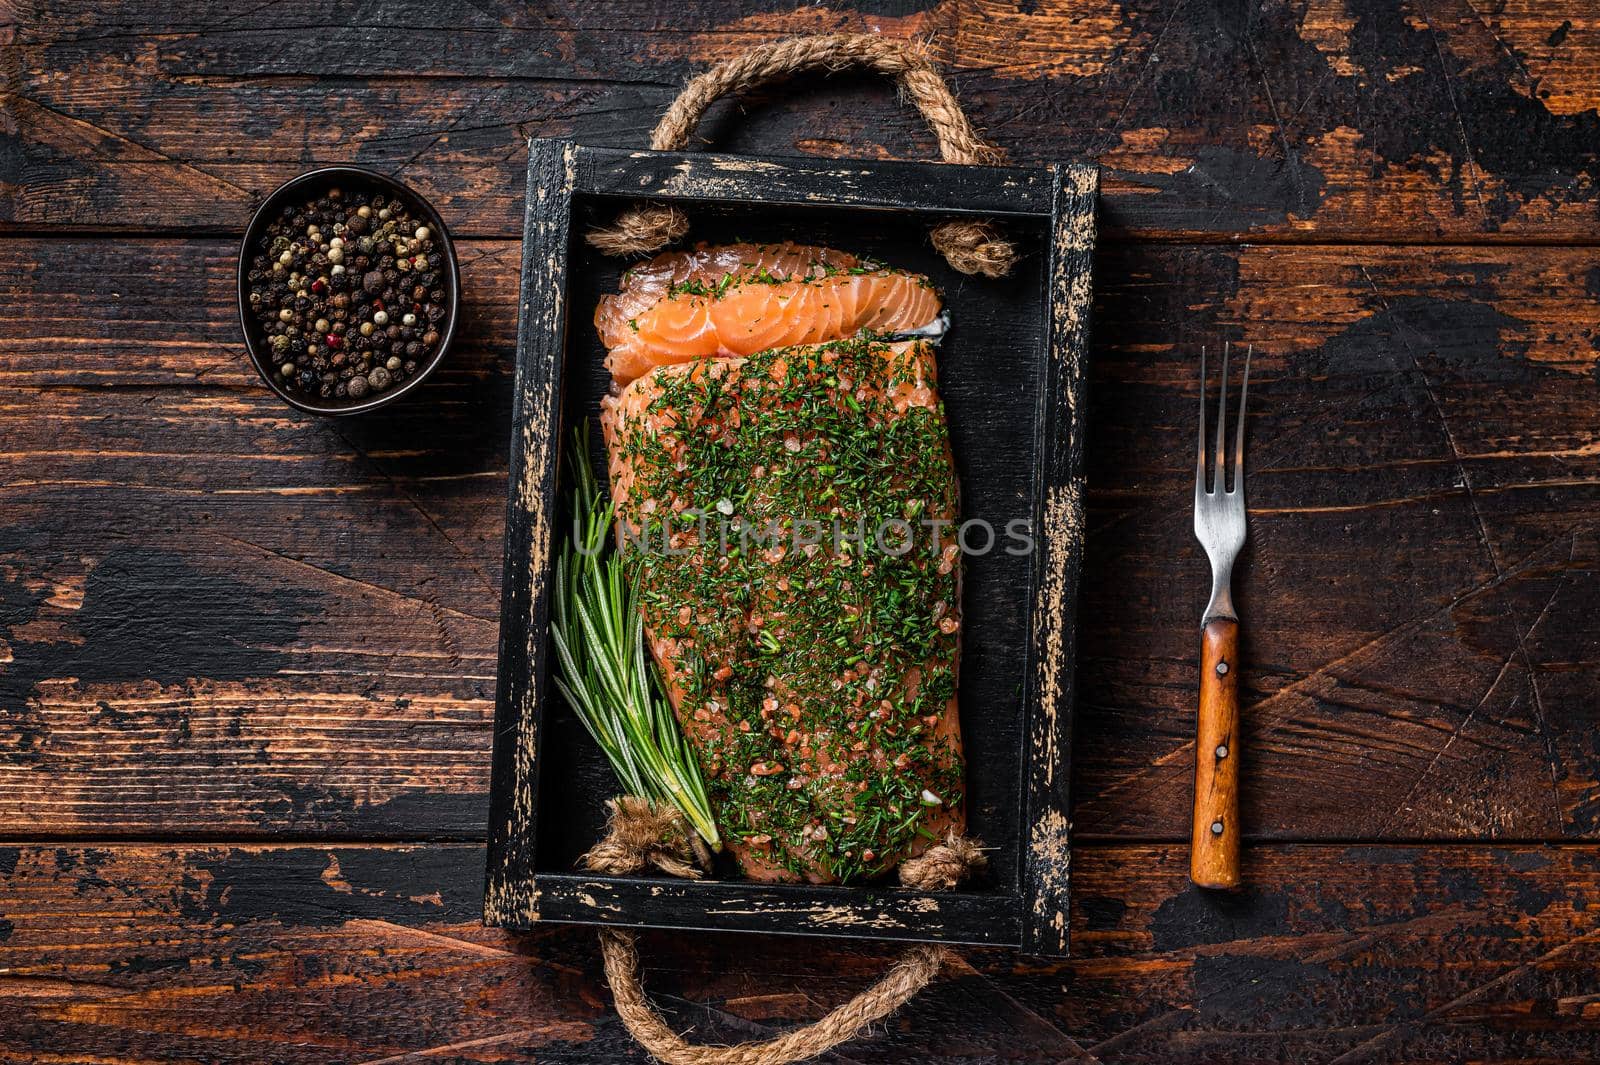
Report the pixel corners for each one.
[5,2,1600,1061]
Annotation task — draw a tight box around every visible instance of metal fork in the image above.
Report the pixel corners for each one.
[1191,342,1251,889]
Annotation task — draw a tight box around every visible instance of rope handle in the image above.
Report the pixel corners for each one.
[580,798,986,1062]
[586,33,1018,278]
[601,929,952,1065]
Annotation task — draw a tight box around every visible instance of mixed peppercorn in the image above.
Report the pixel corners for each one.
[244,185,449,404]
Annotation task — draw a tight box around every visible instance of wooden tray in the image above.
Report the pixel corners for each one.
[485,139,1096,956]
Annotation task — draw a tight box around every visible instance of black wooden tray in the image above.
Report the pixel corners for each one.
[485,139,1096,956]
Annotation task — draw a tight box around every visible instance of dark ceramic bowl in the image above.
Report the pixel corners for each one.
[237,166,461,416]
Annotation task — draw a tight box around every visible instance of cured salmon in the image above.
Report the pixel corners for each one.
[595,242,944,386]
[600,337,965,883]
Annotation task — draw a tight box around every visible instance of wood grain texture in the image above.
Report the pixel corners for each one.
[5,1,1600,1045]
[484,138,573,928]
[3,842,1600,1063]
[1190,619,1242,889]
[1021,162,1097,954]
[3,237,1599,844]
[572,145,1057,214]
[8,0,1600,240]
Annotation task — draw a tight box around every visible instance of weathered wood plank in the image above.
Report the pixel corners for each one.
[3,237,1598,842]
[485,138,572,928]
[1,843,1598,1062]
[1075,241,1600,842]
[1020,163,1097,954]
[570,145,1058,215]
[6,1,1600,239]
[0,238,521,839]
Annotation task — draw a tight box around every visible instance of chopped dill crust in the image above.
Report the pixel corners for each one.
[612,336,963,882]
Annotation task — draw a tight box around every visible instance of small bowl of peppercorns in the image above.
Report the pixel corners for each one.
[237,167,460,414]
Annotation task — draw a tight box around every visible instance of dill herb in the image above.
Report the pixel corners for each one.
[612,337,963,881]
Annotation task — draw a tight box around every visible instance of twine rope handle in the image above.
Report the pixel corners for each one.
[587,33,1018,278]
[645,33,1002,163]
[600,929,952,1065]
[581,799,983,1063]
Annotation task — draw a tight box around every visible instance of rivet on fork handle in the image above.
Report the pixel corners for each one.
[1191,617,1242,888]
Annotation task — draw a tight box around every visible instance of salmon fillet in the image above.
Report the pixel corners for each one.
[594,242,943,387]
[600,338,965,883]
[596,242,860,341]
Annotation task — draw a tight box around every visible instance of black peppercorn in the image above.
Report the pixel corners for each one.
[250,183,447,406]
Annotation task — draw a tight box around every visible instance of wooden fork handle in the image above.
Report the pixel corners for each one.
[1190,617,1241,889]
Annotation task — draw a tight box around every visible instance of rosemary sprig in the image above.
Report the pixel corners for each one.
[549,426,721,851]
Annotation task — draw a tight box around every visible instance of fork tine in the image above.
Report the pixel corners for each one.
[1196,345,1208,495]
[1214,342,1230,492]
[1233,345,1252,491]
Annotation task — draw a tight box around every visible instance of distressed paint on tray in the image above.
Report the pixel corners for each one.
[485,140,1097,955]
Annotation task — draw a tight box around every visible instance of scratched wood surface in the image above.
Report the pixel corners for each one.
[4,0,1600,1061]
[9,0,1600,241]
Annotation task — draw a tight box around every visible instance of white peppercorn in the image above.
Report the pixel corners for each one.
[401,313,417,326]
[373,310,389,326]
